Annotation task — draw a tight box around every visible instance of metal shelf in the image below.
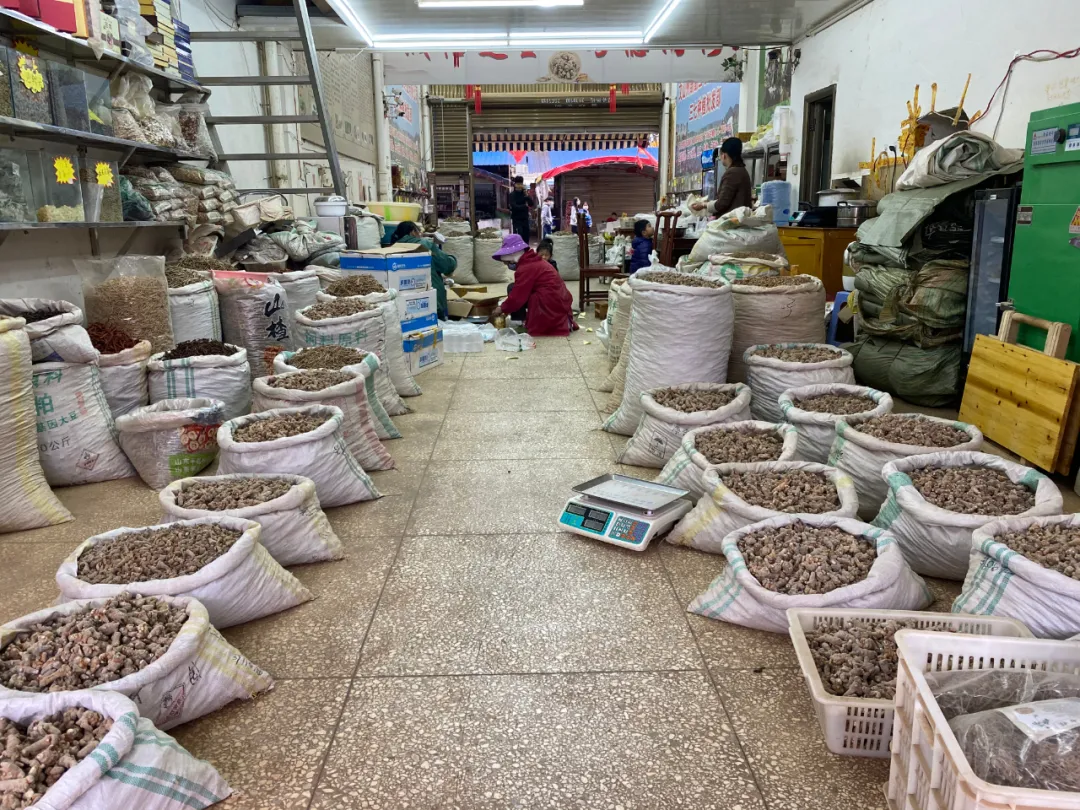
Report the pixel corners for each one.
[0,221,185,230]
[0,115,210,164]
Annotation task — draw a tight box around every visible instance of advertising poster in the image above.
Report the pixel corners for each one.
[387,84,424,190]
[674,82,739,192]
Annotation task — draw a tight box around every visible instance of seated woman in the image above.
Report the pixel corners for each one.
[489,234,574,337]
[390,221,457,319]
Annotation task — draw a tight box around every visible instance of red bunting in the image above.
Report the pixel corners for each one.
[609,84,616,113]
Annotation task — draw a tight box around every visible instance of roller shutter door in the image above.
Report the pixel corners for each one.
[562,171,658,222]
[470,105,661,133]
[430,101,470,174]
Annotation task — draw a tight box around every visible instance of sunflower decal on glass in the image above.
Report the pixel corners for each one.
[53,156,76,185]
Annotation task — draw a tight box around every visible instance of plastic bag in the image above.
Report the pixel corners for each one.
[116,398,223,488]
[178,98,217,159]
[0,298,97,363]
[495,328,536,352]
[926,668,1080,720]
[148,346,251,422]
[268,220,345,262]
[120,176,153,220]
[778,383,893,463]
[744,343,855,423]
[98,339,152,418]
[79,256,174,354]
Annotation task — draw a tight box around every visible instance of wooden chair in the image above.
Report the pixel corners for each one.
[576,212,623,309]
[654,210,680,268]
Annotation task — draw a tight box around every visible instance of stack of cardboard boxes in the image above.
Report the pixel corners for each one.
[140,0,178,74]
[175,19,193,82]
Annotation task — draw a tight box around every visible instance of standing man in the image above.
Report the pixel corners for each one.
[691,137,752,218]
[541,198,554,237]
[509,176,534,242]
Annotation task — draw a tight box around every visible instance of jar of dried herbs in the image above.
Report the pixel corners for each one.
[31,147,85,222]
[47,59,90,132]
[0,44,15,118]
[79,151,121,223]
[83,70,113,136]
[0,147,33,222]
[9,48,53,125]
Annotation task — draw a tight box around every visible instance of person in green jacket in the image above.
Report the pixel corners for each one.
[390,221,457,319]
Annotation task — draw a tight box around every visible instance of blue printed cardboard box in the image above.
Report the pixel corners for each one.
[340,244,431,292]
[396,288,438,333]
[402,326,443,375]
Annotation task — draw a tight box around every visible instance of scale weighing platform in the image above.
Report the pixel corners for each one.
[558,474,692,551]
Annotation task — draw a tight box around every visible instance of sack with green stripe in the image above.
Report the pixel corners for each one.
[667,461,859,552]
[98,339,152,419]
[116,398,223,489]
[872,452,1062,580]
[147,345,251,422]
[0,596,272,730]
[953,515,1080,639]
[0,690,231,808]
[218,405,380,508]
[778,383,892,464]
[687,514,930,633]
[56,516,313,629]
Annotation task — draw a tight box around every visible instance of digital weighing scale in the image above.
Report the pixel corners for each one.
[558,474,693,551]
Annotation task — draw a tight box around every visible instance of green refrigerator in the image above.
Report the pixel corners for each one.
[1008,101,1080,360]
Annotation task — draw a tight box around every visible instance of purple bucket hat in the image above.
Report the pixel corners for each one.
[491,233,529,258]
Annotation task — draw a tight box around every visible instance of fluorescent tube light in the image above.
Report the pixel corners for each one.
[417,0,583,6]
[643,0,681,43]
[511,30,642,39]
[375,32,508,41]
[322,0,374,46]
[373,38,511,49]
[507,37,643,46]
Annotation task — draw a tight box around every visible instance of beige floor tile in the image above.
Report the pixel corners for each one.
[388,411,446,461]
[326,493,417,538]
[173,679,350,810]
[366,460,427,497]
[359,533,699,675]
[575,352,611,382]
[406,375,459,413]
[460,354,583,379]
[448,377,598,412]
[432,411,615,461]
[0,542,70,622]
[591,387,617,414]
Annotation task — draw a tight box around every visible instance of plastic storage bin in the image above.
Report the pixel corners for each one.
[83,70,113,137]
[9,49,53,125]
[79,151,121,222]
[32,147,85,222]
[367,201,422,221]
[0,147,35,222]
[442,321,484,353]
[888,630,1080,810]
[47,59,89,131]
[787,608,1032,759]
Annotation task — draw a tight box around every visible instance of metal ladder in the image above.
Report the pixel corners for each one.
[189,0,345,198]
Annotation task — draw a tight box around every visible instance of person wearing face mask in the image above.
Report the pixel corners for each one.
[390,220,457,320]
[691,137,752,218]
[488,234,574,337]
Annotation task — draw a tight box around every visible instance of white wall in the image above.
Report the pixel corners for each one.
[788,0,1080,191]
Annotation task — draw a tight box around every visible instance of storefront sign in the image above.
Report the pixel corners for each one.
[387,84,424,190]
[673,81,739,192]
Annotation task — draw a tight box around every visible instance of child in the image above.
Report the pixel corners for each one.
[536,238,558,274]
[629,219,654,273]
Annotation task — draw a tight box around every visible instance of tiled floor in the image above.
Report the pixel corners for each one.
[4,309,1080,809]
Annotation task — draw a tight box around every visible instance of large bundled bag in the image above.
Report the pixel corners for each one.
[847,336,963,408]
[667,461,859,552]
[253,369,394,471]
[438,218,472,236]
[217,405,380,507]
[98,339,152,418]
[828,415,983,520]
[33,361,136,487]
[273,268,320,343]
[872,452,1062,580]
[704,251,788,281]
[441,234,478,285]
[213,273,290,378]
[953,514,1080,639]
[79,256,174,355]
[0,298,97,363]
[160,473,343,565]
[473,233,513,283]
[778,383,893,463]
[656,421,800,498]
[354,211,383,250]
[0,595,273,729]
[147,345,252,421]
[728,276,826,383]
[744,343,854,422]
[168,279,221,344]
[56,516,313,628]
[688,207,785,264]
[599,280,633,397]
[0,317,73,532]
[0,690,231,808]
[620,383,752,468]
[603,273,734,436]
[116,398,223,489]
[687,514,931,632]
[551,232,580,281]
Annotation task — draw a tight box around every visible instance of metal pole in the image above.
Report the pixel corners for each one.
[372,52,393,200]
[292,0,346,197]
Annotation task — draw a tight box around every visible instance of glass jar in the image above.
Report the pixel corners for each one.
[9,49,53,125]
[79,151,121,222]
[0,44,15,118]
[31,147,85,222]
[83,70,112,137]
[0,147,34,222]
[47,59,89,132]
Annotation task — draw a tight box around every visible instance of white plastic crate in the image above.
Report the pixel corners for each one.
[888,630,1080,810]
[787,608,1031,758]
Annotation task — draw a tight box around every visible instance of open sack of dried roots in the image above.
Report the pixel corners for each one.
[165,265,221,346]
[55,517,313,629]
[0,299,97,364]
[116,398,223,489]
[619,383,752,468]
[688,514,930,633]
[744,342,854,423]
[667,461,859,553]
[655,420,799,498]
[160,474,343,566]
[0,594,273,730]
[726,274,824,383]
[0,690,230,809]
[148,341,252,422]
[778,383,893,464]
[828,413,983,520]
[217,405,380,508]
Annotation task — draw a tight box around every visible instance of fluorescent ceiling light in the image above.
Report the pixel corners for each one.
[507,37,643,46]
[373,38,511,49]
[512,30,642,39]
[417,0,583,6]
[375,31,507,41]
[643,0,682,43]
[322,0,374,46]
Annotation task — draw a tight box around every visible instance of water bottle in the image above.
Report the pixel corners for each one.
[760,181,793,224]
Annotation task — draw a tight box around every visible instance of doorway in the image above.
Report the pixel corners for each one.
[800,85,836,205]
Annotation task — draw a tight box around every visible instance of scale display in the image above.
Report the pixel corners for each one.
[559,474,691,551]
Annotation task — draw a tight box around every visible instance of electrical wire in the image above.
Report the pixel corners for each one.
[975,47,1080,137]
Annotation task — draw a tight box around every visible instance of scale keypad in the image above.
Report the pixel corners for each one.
[610,516,648,545]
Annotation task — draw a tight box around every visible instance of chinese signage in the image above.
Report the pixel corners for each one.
[387,84,424,191]
[674,81,739,192]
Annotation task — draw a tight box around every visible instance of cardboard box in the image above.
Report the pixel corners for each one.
[447,298,475,319]
[447,290,502,319]
[402,327,443,376]
[451,284,488,294]
[397,288,437,333]
[340,244,430,292]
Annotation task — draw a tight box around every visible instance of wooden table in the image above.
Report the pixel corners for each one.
[779,226,858,297]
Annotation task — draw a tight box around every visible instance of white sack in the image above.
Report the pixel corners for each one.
[355,213,383,250]
[551,232,580,281]
[273,269,320,346]
[744,343,854,423]
[603,320,633,413]
[778,383,893,463]
[98,339,152,419]
[0,298,97,363]
[620,383,752,468]
[688,514,931,632]
[213,275,290,378]
[473,236,513,283]
[33,361,136,487]
[599,279,633,396]
[168,280,221,345]
[656,421,799,498]
[56,516,313,629]
[116,398,223,489]
[828,416,983,520]
[147,346,252,422]
[160,473,343,565]
[704,252,789,281]
[442,234,478,285]
[953,514,1080,639]
[0,690,231,808]
[728,275,826,383]
[667,461,859,552]
[378,299,423,398]
[604,273,735,435]
[688,220,785,264]
[872,452,1062,580]
[217,405,380,508]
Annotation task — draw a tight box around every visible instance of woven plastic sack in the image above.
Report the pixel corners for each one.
[551,232,580,281]
[604,273,735,436]
[847,336,963,408]
[160,473,343,566]
[97,339,152,419]
[437,218,472,236]
[704,251,789,281]
[744,343,854,423]
[667,461,860,552]
[0,690,231,808]
[599,279,632,396]
[116,398,223,489]
[441,234,478,285]
[688,514,931,632]
[273,269,320,347]
[0,317,72,532]
[688,220,784,264]
[217,405,380,508]
[168,279,221,344]
[953,514,1080,639]
[147,346,251,422]
[213,275,290,378]
[778,383,893,463]
[603,321,634,413]
[354,213,382,250]
[0,298,97,363]
[728,276,827,383]
[376,298,422,398]
[473,235,513,283]
[828,416,983,520]
[57,516,313,629]
[0,595,272,729]
[253,369,393,472]
[620,383,752,468]
[872,452,1063,580]
[656,421,800,498]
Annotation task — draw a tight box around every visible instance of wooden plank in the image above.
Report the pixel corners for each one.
[998,310,1072,359]
[959,335,1080,472]
[1056,387,1080,476]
